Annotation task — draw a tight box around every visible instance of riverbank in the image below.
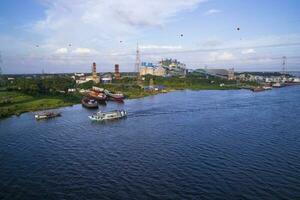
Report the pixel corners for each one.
[1,85,239,118]
[0,85,240,119]
[0,91,80,119]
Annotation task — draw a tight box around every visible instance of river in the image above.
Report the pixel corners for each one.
[1,86,300,200]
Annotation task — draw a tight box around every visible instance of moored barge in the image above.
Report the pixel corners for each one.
[35,111,61,120]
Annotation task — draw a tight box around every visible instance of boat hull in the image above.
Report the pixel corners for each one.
[89,110,127,121]
[35,112,61,120]
[104,89,124,102]
[251,87,265,92]
[108,96,124,103]
[81,97,98,108]
[88,94,107,104]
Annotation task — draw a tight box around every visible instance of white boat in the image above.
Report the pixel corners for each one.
[89,110,127,121]
[263,86,272,90]
[272,82,282,88]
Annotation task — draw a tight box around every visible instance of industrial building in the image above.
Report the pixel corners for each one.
[139,62,166,76]
[101,73,113,84]
[160,59,187,76]
[139,59,187,77]
[196,68,236,80]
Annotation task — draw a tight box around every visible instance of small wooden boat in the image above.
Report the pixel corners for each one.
[251,87,265,92]
[35,111,61,120]
[89,110,127,121]
[81,97,98,108]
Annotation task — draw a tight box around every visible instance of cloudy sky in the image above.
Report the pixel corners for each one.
[0,0,300,74]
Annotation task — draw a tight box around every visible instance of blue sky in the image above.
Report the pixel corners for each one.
[0,0,300,74]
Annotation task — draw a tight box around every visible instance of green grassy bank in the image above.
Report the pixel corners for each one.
[0,91,80,119]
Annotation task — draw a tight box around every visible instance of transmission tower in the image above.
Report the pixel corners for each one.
[134,43,141,75]
[282,56,287,76]
[0,52,2,75]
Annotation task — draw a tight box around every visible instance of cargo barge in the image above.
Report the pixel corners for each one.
[35,111,61,120]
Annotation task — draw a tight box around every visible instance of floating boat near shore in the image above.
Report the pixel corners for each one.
[263,86,272,90]
[88,91,107,104]
[89,110,127,121]
[35,111,61,120]
[81,97,98,108]
[104,89,124,102]
[251,87,265,92]
[272,82,284,88]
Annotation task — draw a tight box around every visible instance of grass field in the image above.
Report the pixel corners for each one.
[0,91,75,118]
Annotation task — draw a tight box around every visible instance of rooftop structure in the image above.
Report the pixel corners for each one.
[101,73,113,84]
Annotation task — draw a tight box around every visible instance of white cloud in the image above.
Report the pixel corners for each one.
[218,52,234,60]
[210,51,234,61]
[33,0,205,46]
[22,0,206,72]
[55,48,68,54]
[204,9,221,16]
[72,48,92,54]
[241,48,256,54]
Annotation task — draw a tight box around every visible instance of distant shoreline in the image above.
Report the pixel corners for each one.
[3,84,299,119]
[0,86,240,119]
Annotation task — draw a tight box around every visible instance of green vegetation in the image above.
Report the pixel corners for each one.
[0,91,80,119]
[0,73,258,118]
[0,76,81,118]
[4,76,76,95]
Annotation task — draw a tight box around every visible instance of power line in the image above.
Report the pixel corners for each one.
[4,41,300,60]
[140,42,300,56]
[0,51,3,75]
[282,56,287,75]
[134,43,141,73]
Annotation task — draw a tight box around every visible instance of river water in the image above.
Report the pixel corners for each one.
[1,86,300,200]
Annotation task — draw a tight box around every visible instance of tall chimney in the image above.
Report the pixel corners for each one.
[114,64,121,80]
[92,62,96,75]
[92,62,100,83]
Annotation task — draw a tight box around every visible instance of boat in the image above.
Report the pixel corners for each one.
[89,110,127,121]
[104,89,125,102]
[251,87,265,92]
[81,97,98,108]
[35,111,61,120]
[88,91,107,104]
[263,86,272,90]
[92,86,104,92]
[272,82,283,88]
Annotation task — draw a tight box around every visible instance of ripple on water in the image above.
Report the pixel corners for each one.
[1,87,300,200]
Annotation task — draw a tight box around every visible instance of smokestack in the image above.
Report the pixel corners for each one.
[114,64,121,80]
[92,62,96,74]
[91,62,100,83]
